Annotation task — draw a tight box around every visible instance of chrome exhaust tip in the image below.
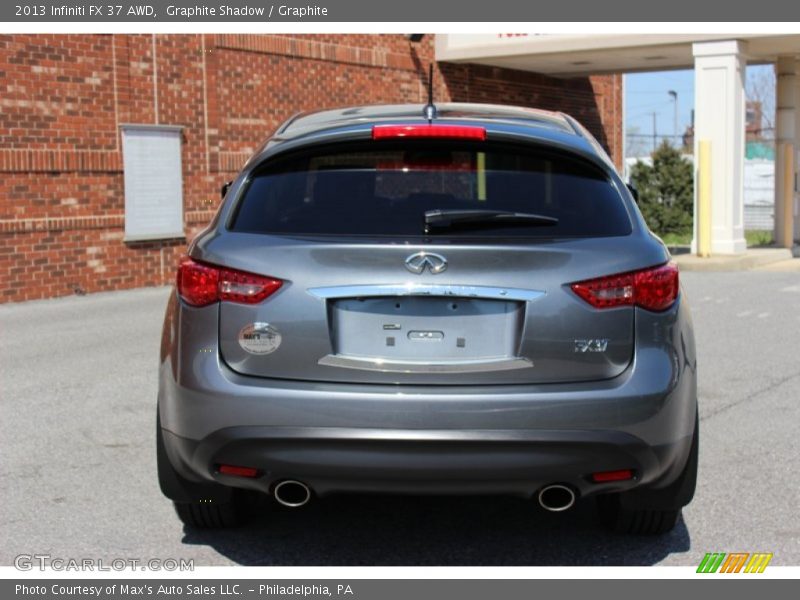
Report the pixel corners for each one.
[273,480,312,508]
[537,484,576,512]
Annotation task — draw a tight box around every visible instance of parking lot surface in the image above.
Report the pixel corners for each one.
[2,271,799,566]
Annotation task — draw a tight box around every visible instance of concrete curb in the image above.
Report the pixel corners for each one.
[672,248,794,271]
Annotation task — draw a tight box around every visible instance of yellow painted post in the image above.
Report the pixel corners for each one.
[781,143,795,249]
[476,152,486,201]
[697,140,712,258]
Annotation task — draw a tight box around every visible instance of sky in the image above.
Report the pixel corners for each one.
[624,64,775,157]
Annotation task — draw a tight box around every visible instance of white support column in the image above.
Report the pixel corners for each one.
[793,55,800,242]
[775,56,797,247]
[691,40,748,255]
[795,58,800,245]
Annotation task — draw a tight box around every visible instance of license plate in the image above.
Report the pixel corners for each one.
[330,297,523,363]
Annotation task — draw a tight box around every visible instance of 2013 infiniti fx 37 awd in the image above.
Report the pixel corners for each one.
[157,103,698,535]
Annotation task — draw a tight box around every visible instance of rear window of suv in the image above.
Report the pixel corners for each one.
[230,141,632,239]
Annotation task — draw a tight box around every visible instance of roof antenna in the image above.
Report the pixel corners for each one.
[423,64,437,123]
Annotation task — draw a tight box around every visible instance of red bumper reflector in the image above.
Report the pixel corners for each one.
[372,124,487,141]
[591,469,634,483]
[218,464,259,478]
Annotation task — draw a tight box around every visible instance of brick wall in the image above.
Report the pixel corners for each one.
[0,34,622,302]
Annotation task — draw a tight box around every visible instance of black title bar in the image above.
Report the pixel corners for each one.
[4,0,800,22]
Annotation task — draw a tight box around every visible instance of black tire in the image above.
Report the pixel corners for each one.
[173,499,243,529]
[157,410,249,528]
[597,496,681,535]
[598,411,698,535]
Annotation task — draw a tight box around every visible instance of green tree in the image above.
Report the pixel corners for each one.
[629,142,694,235]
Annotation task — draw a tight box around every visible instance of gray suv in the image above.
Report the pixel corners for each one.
[157,103,698,535]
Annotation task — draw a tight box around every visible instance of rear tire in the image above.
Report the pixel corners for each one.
[597,496,680,535]
[598,411,698,535]
[173,500,243,529]
[157,409,250,528]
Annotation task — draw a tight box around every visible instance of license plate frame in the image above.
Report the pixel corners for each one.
[329,296,524,364]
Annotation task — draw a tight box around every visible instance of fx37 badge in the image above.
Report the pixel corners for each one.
[574,338,609,353]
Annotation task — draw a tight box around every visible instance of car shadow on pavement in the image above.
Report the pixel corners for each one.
[179,493,690,565]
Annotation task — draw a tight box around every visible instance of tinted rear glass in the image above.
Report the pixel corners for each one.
[231,141,632,239]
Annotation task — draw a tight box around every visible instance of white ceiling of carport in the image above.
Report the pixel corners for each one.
[436,34,800,77]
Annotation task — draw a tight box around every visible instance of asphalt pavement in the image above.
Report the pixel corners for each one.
[1,271,799,566]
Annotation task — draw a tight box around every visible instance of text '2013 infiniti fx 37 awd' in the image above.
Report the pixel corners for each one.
[157,102,698,535]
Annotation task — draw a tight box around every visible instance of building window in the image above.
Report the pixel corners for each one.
[120,124,184,242]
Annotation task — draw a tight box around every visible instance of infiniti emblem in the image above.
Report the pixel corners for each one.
[404,252,448,275]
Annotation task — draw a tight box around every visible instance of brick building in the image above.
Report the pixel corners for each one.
[0,34,622,303]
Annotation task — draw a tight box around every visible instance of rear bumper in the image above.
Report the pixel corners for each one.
[161,424,691,499]
[158,291,697,499]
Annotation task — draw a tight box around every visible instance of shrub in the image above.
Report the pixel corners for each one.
[629,142,694,236]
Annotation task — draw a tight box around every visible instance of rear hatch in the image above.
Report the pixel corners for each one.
[213,134,649,385]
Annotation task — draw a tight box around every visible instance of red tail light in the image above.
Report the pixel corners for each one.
[176,258,219,308]
[570,263,679,312]
[176,256,282,307]
[372,124,487,141]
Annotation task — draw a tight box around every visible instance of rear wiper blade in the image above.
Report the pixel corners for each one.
[424,209,558,233]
